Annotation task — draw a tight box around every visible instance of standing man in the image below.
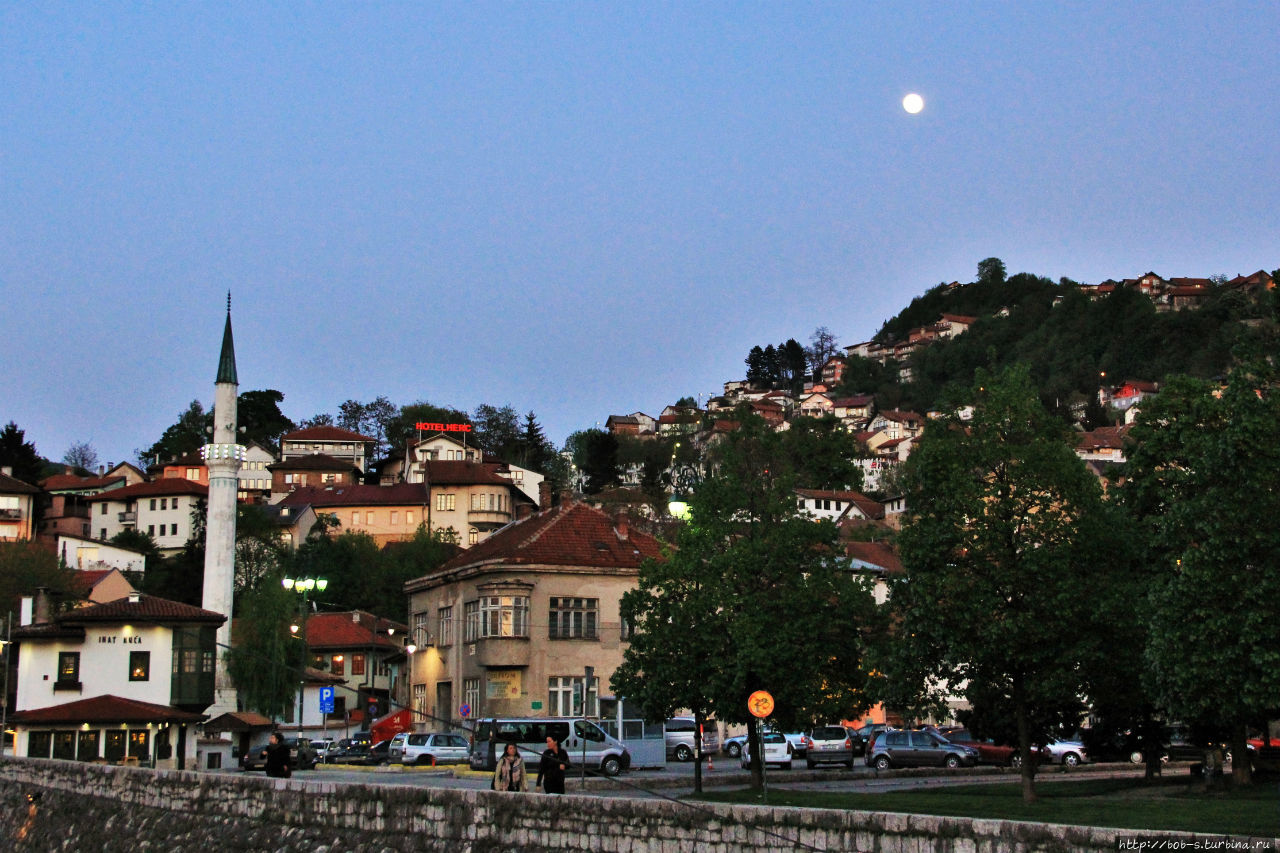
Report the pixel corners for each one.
[264,731,292,778]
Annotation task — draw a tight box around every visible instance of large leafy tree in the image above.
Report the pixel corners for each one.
[613,414,879,791]
[383,401,472,455]
[0,540,81,615]
[1120,364,1280,785]
[887,363,1118,802]
[138,401,210,466]
[226,580,301,719]
[237,389,296,453]
[778,415,865,492]
[0,421,45,485]
[566,429,621,494]
[472,404,522,460]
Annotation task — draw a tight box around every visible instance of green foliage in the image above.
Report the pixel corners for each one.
[613,414,879,790]
[566,429,621,494]
[777,415,865,492]
[0,421,46,485]
[236,389,296,453]
[138,400,209,466]
[0,540,82,615]
[1120,363,1280,768]
[226,580,300,719]
[383,401,472,453]
[887,363,1120,801]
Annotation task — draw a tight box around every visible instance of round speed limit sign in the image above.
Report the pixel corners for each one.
[747,690,774,719]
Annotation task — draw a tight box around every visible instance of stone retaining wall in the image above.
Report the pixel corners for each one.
[0,756,1272,852]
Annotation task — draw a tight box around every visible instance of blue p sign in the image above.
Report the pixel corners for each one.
[319,686,334,714]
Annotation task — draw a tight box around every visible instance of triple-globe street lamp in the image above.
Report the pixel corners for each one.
[282,576,327,733]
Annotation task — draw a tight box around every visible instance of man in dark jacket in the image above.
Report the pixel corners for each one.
[536,736,570,793]
[264,732,291,778]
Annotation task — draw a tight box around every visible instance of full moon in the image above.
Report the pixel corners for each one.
[902,93,924,114]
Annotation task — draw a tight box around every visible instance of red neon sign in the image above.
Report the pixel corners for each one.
[415,422,473,433]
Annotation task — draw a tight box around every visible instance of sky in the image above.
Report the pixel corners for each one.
[3,2,1278,470]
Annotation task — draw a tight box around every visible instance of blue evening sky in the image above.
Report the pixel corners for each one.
[3,2,1277,467]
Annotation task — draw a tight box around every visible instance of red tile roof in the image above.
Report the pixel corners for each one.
[40,473,126,492]
[426,502,664,576]
[843,541,903,573]
[940,314,978,325]
[279,483,428,508]
[305,611,408,650]
[422,460,516,486]
[283,426,377,443]
[1076,425,1131,451]
[57,593,226,625]
[0,472,40,493]
[10,694,206,725]
[84,479,208,502]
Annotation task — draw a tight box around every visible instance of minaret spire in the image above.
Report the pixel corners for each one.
[216,291,238,386]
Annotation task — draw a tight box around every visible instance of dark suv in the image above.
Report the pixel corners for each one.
[866,729,978,769]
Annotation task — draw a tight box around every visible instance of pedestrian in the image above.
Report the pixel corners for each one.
[264,731,292,779]
[491,742,527,792]
[536,735,570,794]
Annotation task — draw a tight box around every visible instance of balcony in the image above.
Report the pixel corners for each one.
[117,511,137,524]
[467,509,511,528]
[0,508,22,520]
[474,636,530,668]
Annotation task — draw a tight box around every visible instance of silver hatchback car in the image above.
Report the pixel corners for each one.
[389,731,471,766]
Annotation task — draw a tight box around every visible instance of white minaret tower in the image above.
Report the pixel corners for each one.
[202,294,243,714]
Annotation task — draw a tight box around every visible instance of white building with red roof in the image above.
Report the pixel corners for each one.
[9,590,224,769]
[302,610,409,731]
[281,425,378,472]
[405,502,664,730]
[84,478,208,554]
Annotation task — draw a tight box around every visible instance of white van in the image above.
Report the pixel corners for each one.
[468,717,631,776]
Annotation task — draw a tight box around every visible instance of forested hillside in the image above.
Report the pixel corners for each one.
[836,262,1280,422]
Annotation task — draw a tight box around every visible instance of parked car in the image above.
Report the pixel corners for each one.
[311,738,337,763]
[866,729,979,770]
[241,736,318,771]
[722,733,748,759]
[1043,738,1089,767]
[941,728,1043,767]
[327,736,389,766]
[803,725,858,769]
[664,717,720,762]
[741,732,793,769]
[389,731,470,766]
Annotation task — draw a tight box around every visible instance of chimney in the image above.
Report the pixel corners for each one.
[538,480,551,510]
[516,503,532,521]
[34,587,51,625]
[128,591,141,604]
[615,511,629,540]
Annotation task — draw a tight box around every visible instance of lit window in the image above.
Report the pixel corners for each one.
[129,651,150,681]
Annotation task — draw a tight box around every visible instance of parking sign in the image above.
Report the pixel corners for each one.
[319,686,335,714]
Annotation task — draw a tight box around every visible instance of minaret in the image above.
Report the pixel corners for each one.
[202,294,243,714]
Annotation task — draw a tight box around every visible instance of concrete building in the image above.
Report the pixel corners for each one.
[404,502,663,729]
[0,468,38,540]
[83,479,209,554]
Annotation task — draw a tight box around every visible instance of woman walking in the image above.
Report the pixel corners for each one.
[491,742,527,792]
[536,735,570,794]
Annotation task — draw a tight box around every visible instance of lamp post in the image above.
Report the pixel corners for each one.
[282,576,327,734]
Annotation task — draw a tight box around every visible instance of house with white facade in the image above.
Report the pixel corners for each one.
[8,591,224,769]
[84,479,208,555]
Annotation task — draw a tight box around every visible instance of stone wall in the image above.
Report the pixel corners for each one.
[0,757,1271,852]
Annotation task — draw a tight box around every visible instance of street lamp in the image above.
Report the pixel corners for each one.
[282,576,327,733]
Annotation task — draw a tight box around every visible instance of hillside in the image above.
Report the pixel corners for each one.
[836,266,1280,422]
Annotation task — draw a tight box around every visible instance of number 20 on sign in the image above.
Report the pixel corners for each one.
[747,690,774,719]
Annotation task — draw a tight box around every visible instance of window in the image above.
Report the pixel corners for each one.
[412,683,426,717]
[148,525,155,536]
[548,675,599,716]
[101,504,108,515]
[322,473,337,484]
[464,601,479,642]
[56,652,80,688]
[468,528,478,545]
[367,512,376,525]
[161,498,168,510]
[351,654,366,676]
[467,596,529,639]
[149,499,157,511]
[620,610,633,641]
[435,493,456,511]
[129,651,150,681]
[170,523,178,536]
[406,511,415,526]
[436,606,452,646]
[463,678,480,715]
[187,468,200,479]
[352,512,360,526]
[549,598,598,639]
[331,654,344,676]
[390,511,399,525]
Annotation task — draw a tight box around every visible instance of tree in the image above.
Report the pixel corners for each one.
[777,416,864,492]
[517,411,554,473]
[62,441,99,473]
[226,580,301,719]
[806,326,840,377]
[745,346,770,387]
[0,421,45,485]
[138,401,210,466]
[298,413,334,428]
[613,414,879,791]
[977,257,1007,285]
[1120,365,1280,785]
[778,339,809,394]
[234,504,289,593]
[237,390,296,453]
[472,404,522,460]
[0,540,81,615]
[886,363,1118,802]
[383,401,472,455]
[566,429,620,494]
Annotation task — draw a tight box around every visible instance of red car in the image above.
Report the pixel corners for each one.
[940,728,1044,767]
